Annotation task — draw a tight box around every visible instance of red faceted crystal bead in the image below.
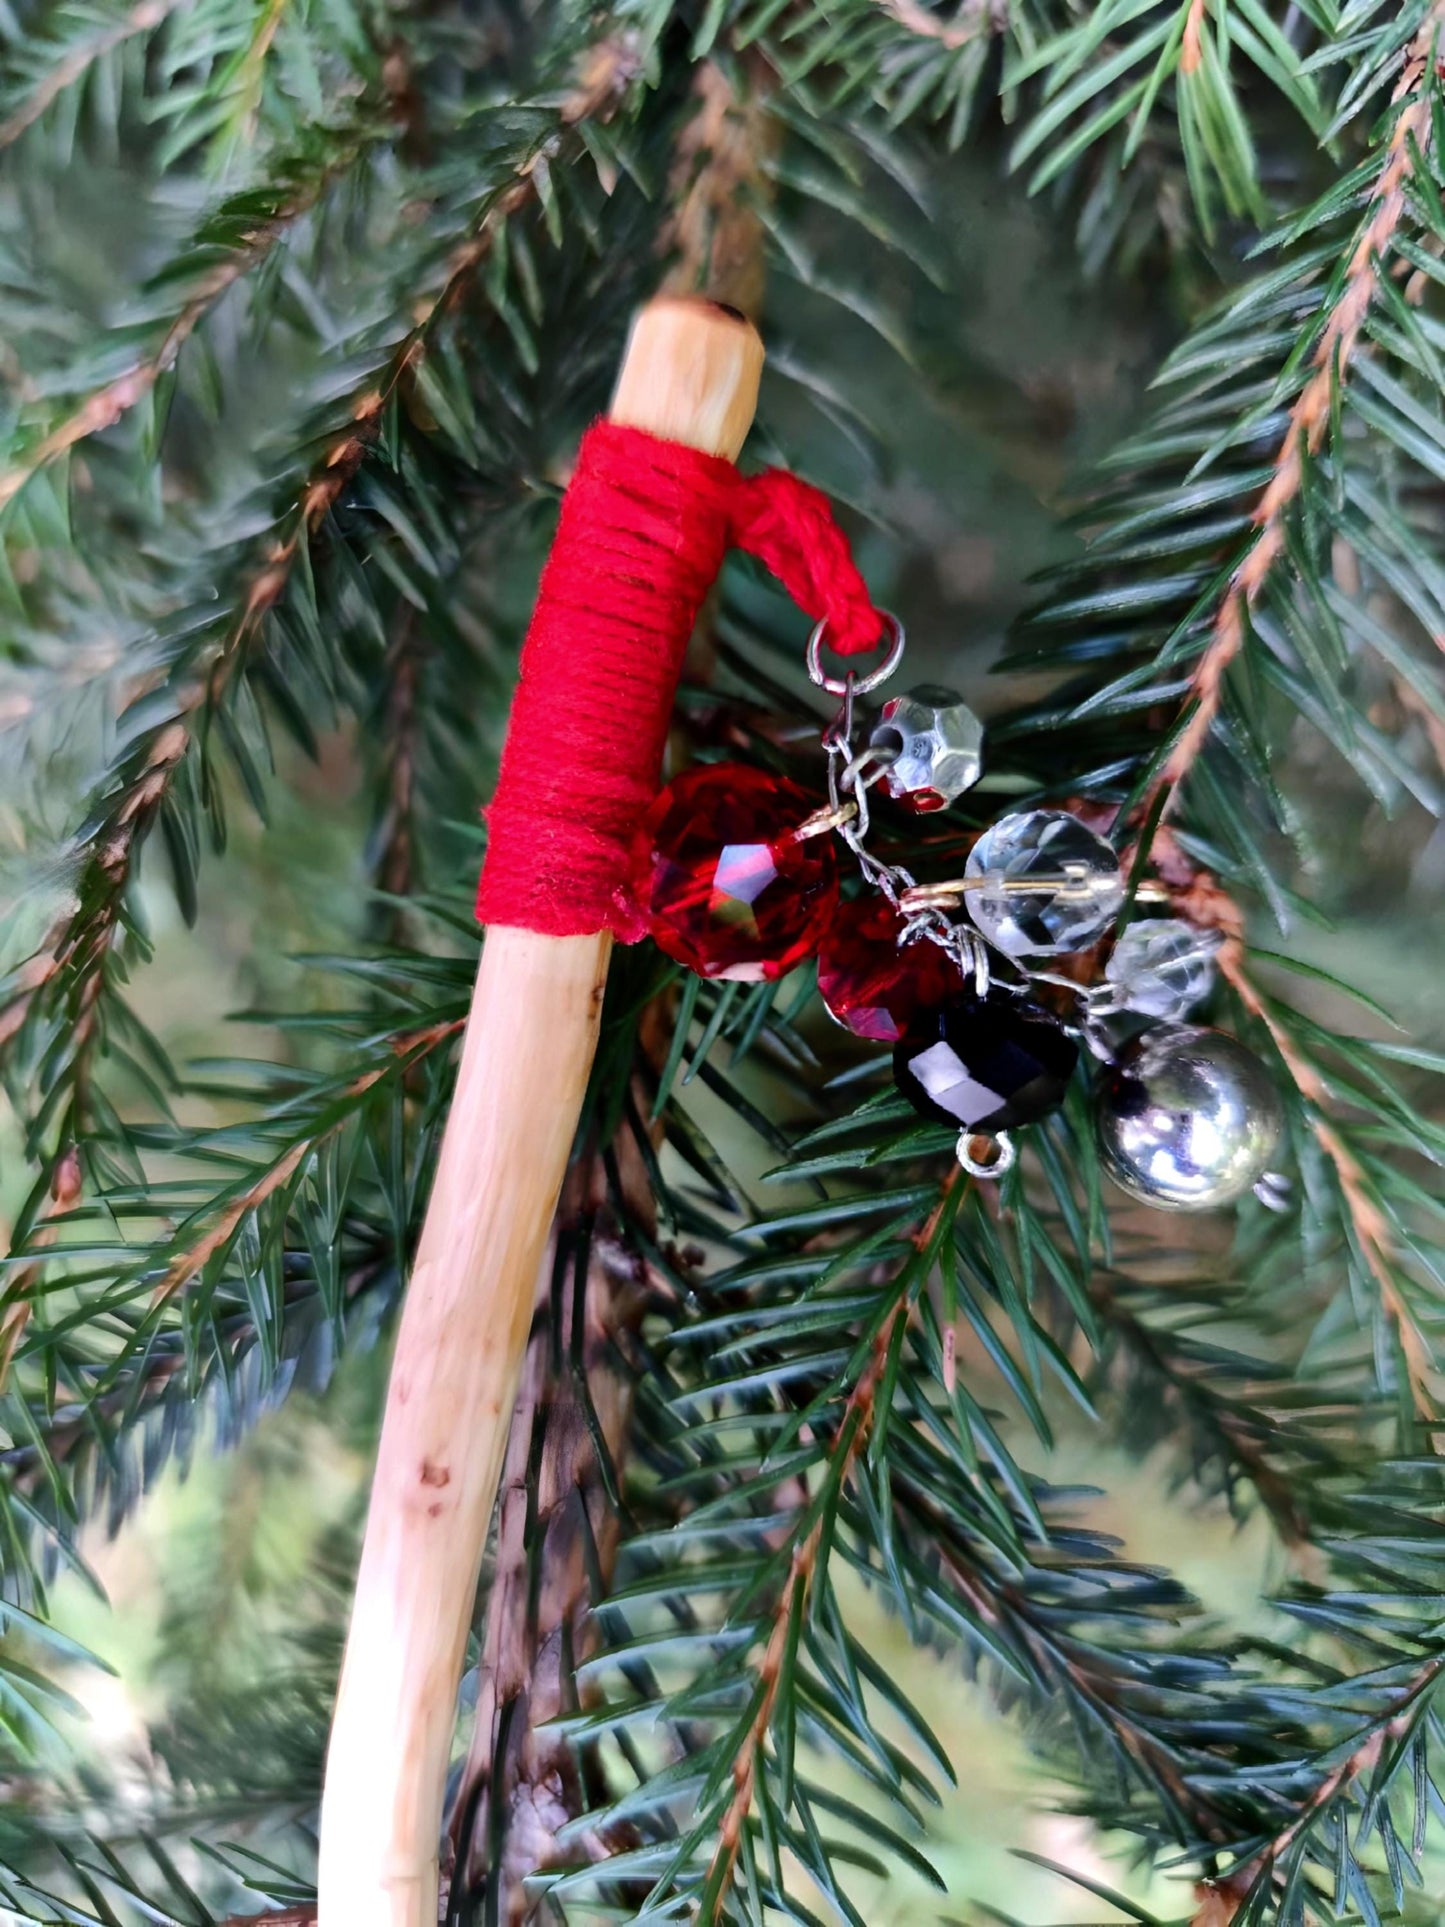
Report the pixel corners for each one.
[628,763,839,981]
[817,897,963,1043]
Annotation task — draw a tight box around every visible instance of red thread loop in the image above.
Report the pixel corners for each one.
[476,419,886,939]
[729,469,881,657]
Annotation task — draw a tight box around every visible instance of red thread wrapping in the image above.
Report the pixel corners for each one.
[476,419,885,939]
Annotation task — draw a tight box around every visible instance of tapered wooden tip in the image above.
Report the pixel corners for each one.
[608,296,765,460]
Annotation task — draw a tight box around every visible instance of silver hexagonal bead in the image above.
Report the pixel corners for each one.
[868,683,983,812]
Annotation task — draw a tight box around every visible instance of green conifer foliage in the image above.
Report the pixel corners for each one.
[1,0,1444,1920]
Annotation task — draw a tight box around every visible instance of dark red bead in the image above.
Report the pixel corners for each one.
[628,764,839,981]
[817,898,963,1043]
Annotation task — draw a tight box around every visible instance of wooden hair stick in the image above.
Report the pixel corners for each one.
[317,297,764,1927]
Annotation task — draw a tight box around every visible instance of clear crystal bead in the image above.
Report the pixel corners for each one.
[1104,917,1219,1021]
[869,685,984,812]
[964,810,1122,958]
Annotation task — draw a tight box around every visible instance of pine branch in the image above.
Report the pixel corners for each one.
[1089,1271,1320,1551]
[872,0,1000,52]
[0,40,642,1119]
[0,0,184,149]
[1218,941,1437,1417]
[1234,1652,1445,1910]
[0,125,383,513]
[1161,846,1440,1418]
[151,1015,461,1304]
[700,1262,921,1916]
[1157,0,1445,806]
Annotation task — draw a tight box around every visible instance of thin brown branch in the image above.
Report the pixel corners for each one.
[1158,5,1445,801]
[0,171,344,512]
[0,0,184,150]
[151,1016,462,1303]
[702,1306,906,1914]
[0,39,640,1087]
[1195,1653,1445,1921]
[0,1147,81,1392]
[1180,0,1207,74]
[700,1171,963,1919]
[450,1123,656,1915]
[874,0,1000,49]
[1145,831,1439,1417]
[1216,940,1436,1415]
[661,60,776,319]
[217,1912,317,1926]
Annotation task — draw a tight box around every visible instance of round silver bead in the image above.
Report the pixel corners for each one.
[965,809,1123,958]
[1103,917,1220,1022]
[1096,1025,1284,1211]
[868,684,983,812]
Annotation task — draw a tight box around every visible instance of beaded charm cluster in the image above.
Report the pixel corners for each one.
[625,618,1284,1211]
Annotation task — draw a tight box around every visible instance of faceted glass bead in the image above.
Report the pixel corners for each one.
[628,763,839,982]
[869,684,984,813]
[817,898,963,1044]
[893,988,1078,1133]
[1104,917,1219,1021]
[965,809,1123,958]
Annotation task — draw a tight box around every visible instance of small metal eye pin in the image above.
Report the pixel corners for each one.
[957,1130,1015,1180]
[897,873,1170,914]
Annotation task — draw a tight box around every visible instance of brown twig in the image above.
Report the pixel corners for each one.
[1139,830,1439,1418]
[701,1299,908,1912]
[0,0,185,150]
[700,1171,963,1918]
[0,40,640,1085]
[151,1016,462,1304]
[449,1123,655,1915]
[0,163,353,513]
[1180,0,1207,75]
[1193,1653,1445,1922]
[661,61,775,319]
[218,1912,317,1926]
[1216,940,1436,1415]
[0,1147,82,1392]
[1156,3,1445,803]
[873,0,1001,49]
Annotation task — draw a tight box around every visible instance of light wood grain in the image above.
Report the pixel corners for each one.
[317,297,763,1927]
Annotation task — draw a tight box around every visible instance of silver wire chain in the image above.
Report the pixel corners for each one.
[812,652,994,999]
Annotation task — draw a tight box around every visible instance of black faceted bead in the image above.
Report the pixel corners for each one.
[893,989,1078,1134]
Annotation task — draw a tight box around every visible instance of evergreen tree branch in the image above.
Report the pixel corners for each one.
[0,128,382,513]
[872,0,1000,52]
[700,1275,916,1917]
[1149,844,1441,1417]
[1218,942,1437,1417]
[1242,1651,1445,1902]
[0,38,641,1130]
[0,0,184,150]
[1088,1271,1320,1551]
[1156,0,1445,807]
[699,1174,965,1919]
[150,1015,462,1304]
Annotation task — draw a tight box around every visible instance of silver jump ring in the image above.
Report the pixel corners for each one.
[956,1130,1015,1181]
[806,612,906,697]
[839,744,897,793]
